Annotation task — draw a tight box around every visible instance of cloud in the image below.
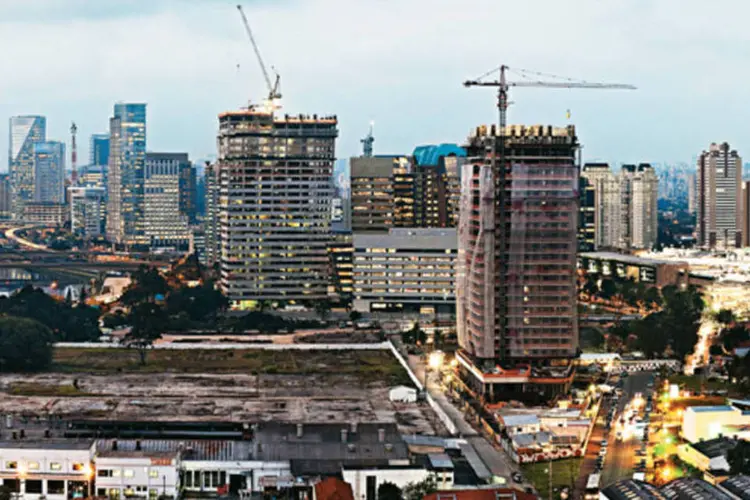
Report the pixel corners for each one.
[2,0,750,171]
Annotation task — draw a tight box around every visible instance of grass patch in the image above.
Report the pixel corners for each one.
[52,347,412,386]
[8,382,90,397]
[521,458,581,500]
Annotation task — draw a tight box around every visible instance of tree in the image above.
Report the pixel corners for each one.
[314,300,332,322]
[715,308,736,326]
[583,275,598,297]
[581,327,605,349]
[0,317,54,372]
[642,287,662,310]
[600,279,617,300]
[0,485,11,500]
[121,266,168,306]
[402,476,437,500]
[125,302,167,365]
[402,323,426,345]
[349,310,363,322]
[377,482,402,500]
[728,440,750,475]
[721,325,750,352]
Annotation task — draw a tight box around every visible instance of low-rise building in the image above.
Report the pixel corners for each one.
[661,477,734,499]
[578,252,688,288]
[681,406,750,443]
[94,447,180,500]
[600,479,666,499]
[352,228,456,314]
[0,440,94,500]
[677,437,735,473]
[22,202,67,226]
[718,474,750,499]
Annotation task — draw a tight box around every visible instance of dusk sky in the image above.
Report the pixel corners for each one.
[2,0,749,172]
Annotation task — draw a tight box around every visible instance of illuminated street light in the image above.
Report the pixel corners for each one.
[428,351,444,370]
[661,467,672,482]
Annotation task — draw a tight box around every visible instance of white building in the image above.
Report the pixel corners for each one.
[95,448,180,500]
[352,228,456,314]
[389,386,418,403]
[681,405,750,443]
[0,441,94,500]
[69,186,105,237]
[497,414,541,436]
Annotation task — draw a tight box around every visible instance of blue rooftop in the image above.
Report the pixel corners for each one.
[412,143,465,166]
[689,406,736,413]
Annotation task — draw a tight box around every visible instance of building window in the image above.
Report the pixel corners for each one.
[48,481,65,495]
[5,461,17,470]
[25,480,43,494]
[184,471,193,488]
[27,461,40,471]
[97,489,107,497]
[98,469,112,478]
[72,462,85,472]
[150,489,158,499]
[124,469,135,478]
[50,462,62,471]
[149,470,159,479]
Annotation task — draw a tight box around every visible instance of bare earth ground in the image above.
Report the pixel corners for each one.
[0,348,442,436]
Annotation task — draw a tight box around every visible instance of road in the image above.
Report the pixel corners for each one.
[390,337,525,487]
[600,372,652,487]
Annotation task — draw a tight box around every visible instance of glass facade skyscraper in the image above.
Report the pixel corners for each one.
[90,133,110,167]
[106,103,147,247]
[8,115,46,218]
[33,141,65,203]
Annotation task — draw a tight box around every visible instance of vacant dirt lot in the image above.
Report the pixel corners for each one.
[0,348,442,435]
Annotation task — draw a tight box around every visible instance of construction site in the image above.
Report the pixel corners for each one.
[0,347,441,437]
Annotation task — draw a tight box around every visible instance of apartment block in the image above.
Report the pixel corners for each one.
[456,124,579,401]
[69,186,105,238]
[0,173,11,219]
[217,110,337,306]
[33,141,66,204]
[696,142,743,248]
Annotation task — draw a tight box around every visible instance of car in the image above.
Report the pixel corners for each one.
[601,440,608,447]
[512,472,524,484]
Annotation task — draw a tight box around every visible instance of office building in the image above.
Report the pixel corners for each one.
[0,174,10,219]
[179,160,197,224]
[89,133,110,167]
[106,103,147,247]
[696,142,743,248]
[9,115,46,218]
[144,153,191,249]
[69,186,105,237]
[350,148,462,234]
[33,141,65,203]
[456,124,579,401]
[22,202,67,226]
[352,228,456,314]
[579,163,658,250]
[79,164,108,191]
[203,162,220,265]
[688,172,697,214]
[329,231,354,300]
[217,110,338,307]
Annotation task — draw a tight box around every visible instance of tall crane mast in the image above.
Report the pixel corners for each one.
[361,121,374,158]
[237,4,281,109]
[70,121,78,186]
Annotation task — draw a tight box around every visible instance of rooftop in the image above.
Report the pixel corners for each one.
[718,474,750,499]
[0,440,92,451]
[95,439,252,462]
[580,251,682,268]
[498,414,539,428]
[691,437,737,459]
[661,477,734,500]
[425,488,537,500]
[600,479,666,500]
[687,406,737,413]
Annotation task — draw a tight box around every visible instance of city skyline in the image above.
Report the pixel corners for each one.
[4,0,750,170]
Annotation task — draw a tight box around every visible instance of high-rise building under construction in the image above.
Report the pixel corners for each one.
[456,124,579,401]
[216,109,338,307]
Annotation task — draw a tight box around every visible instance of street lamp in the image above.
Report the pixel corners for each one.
[424,351,444,390]
[83,464,93,498]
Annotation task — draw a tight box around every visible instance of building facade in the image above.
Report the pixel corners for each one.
[90,134,110,168]
[179,160,198,224]
[9,115,46,218]
[621,164,658,250]
[0,174,11,219]
[22,202,67,226]
[217,110,338,307]
[144,153,191,249]
[350,157,402,233]
[456,124,579,400]
[69,186,106,237]
[203,162,220,265]
[33,141,65,204]
[696,143,743,248]
[579,163,657,250]
[329,231,354,301]
[106,103,147,247]
[352,228,456,314]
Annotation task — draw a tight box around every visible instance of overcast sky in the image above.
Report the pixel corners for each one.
[2,0,749,172]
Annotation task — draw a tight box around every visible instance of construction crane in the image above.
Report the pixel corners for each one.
[70,121,78,185]
[237,4,281,110]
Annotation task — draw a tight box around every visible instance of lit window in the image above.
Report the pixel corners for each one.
[124,469,135,478]
[50,463,62,471]
[6,461,17,470]
[149,470,159,478]
[28,462,40,471]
